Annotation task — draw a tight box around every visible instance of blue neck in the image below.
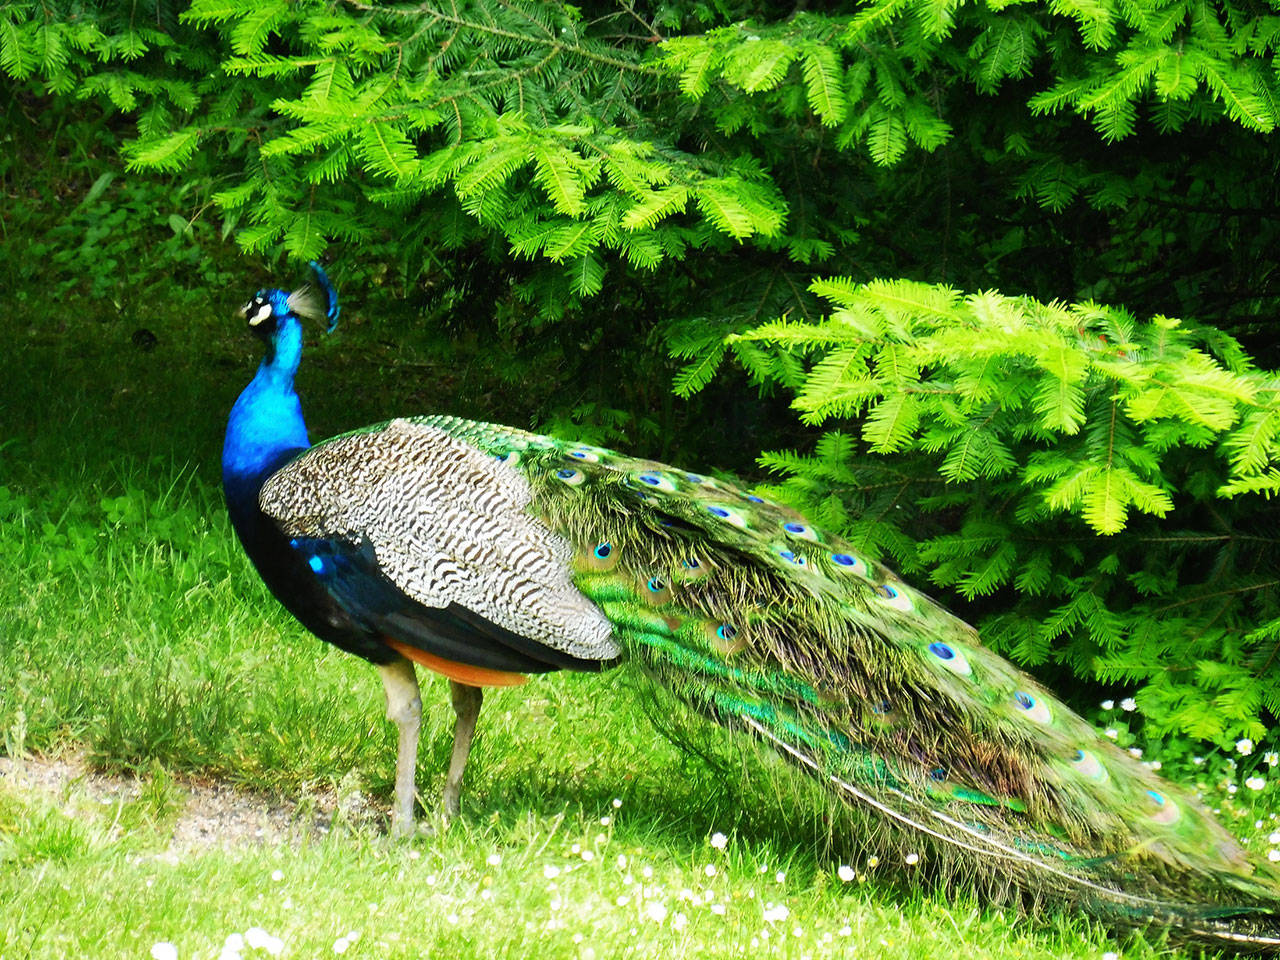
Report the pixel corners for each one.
[222,318,310,486]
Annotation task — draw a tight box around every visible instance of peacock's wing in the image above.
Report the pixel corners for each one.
[257,418,621,673]
[408,413,1280,946]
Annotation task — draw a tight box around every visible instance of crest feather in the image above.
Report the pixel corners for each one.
[286,285,327,323]
[284,263,340,330]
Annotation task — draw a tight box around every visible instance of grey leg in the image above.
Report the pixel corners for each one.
[376,655,422,838]
[442,681,483,819]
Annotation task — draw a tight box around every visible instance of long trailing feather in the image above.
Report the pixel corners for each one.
[350,411,1280,953]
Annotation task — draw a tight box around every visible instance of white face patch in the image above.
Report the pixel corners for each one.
[248,302,272,326]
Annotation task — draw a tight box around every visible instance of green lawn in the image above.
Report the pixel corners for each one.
[0,308,1267,959]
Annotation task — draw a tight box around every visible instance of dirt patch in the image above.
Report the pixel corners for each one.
[0,752,384,851]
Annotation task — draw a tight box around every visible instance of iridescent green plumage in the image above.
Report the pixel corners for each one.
[407,413,1280,951]
[229,269,1280,950]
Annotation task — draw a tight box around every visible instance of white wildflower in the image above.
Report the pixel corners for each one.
[775,871,786,883]
[612,798,623,808]
[487,853,502,867]
[332,937,350,955]
[1120,697,1136,712]
[1101,700,1115,710]
[1105,728,1119,740]
[709,832,728,850]
[1238,738,1256,756]
[600,816,611,827]
[270,869,284,882]
[672,912,688,932]
[1247,776,1267,791]
[581,850,594,861]
[1102,953,1118,960]
[645,902,668,924]
[704,864,717,878]
[1128,747,1143,758]
[867,856,880,868]
[1269,849,1280,863]
[837,865,855,882]
[711,903,726,915]
[244,929,271,950]
[543,864,561,879]
[1267,753,1279,767]
[1193,756,1205,765]
[905,853,920,865]
[762,903,789,923]
[224,935,244,952]
[150,944,178,960]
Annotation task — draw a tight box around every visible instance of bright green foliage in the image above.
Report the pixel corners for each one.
[5,0,1280,343]
[4,0,787,276]
[661,0,1280,151]
[697,278,1280,745]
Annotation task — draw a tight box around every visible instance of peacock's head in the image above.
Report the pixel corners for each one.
[241,262,340,348]
[242,289,294,343]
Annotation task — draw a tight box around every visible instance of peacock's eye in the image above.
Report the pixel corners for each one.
[926,641,972,677]
[1013,690,1052,724]
[782,521,818,542]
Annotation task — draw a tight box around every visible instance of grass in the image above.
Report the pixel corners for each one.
[0,300,1272,959]
[0,775,1145,960]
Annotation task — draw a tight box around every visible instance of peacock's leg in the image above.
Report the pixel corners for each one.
[377,655,422,838]
[442,681,483,819]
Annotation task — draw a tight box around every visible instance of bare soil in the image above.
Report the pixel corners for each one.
[0,752,383,851]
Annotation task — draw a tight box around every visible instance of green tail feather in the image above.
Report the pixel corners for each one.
[414,413,1280,952]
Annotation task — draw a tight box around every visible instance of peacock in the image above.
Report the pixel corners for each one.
[223,263,1280,953]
